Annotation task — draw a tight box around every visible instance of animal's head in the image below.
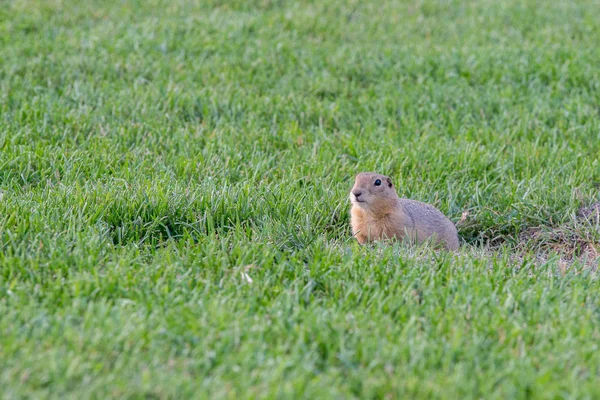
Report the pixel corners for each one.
[349,172,397,210]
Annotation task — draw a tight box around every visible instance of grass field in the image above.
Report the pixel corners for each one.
[1,0,600,398]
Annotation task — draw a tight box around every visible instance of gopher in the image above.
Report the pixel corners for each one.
[349,172,459,250]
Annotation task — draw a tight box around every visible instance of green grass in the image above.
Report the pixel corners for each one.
[1,0,600,398]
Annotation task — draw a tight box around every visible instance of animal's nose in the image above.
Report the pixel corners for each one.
[352,189,362,197]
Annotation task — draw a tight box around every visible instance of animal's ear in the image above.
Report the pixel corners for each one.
[386,177,393,187]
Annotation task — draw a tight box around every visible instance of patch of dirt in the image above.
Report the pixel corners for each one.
[578,201,600,222]
[452,203,600,272]
[513,202,600,270]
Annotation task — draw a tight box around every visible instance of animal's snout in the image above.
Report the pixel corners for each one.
[352,189,363,198]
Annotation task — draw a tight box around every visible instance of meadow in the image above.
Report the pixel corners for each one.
[1,0,600,398]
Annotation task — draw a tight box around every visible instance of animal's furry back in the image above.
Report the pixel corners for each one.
[399,199,459,250]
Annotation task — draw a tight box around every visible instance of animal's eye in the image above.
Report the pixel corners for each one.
[374,179,382,186]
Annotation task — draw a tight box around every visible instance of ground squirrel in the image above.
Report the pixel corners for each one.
[349,172,459,250]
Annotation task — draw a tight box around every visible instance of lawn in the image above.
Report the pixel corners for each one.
[1,0,600,398]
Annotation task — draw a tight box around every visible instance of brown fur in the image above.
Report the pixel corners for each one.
[349,172,459,250]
